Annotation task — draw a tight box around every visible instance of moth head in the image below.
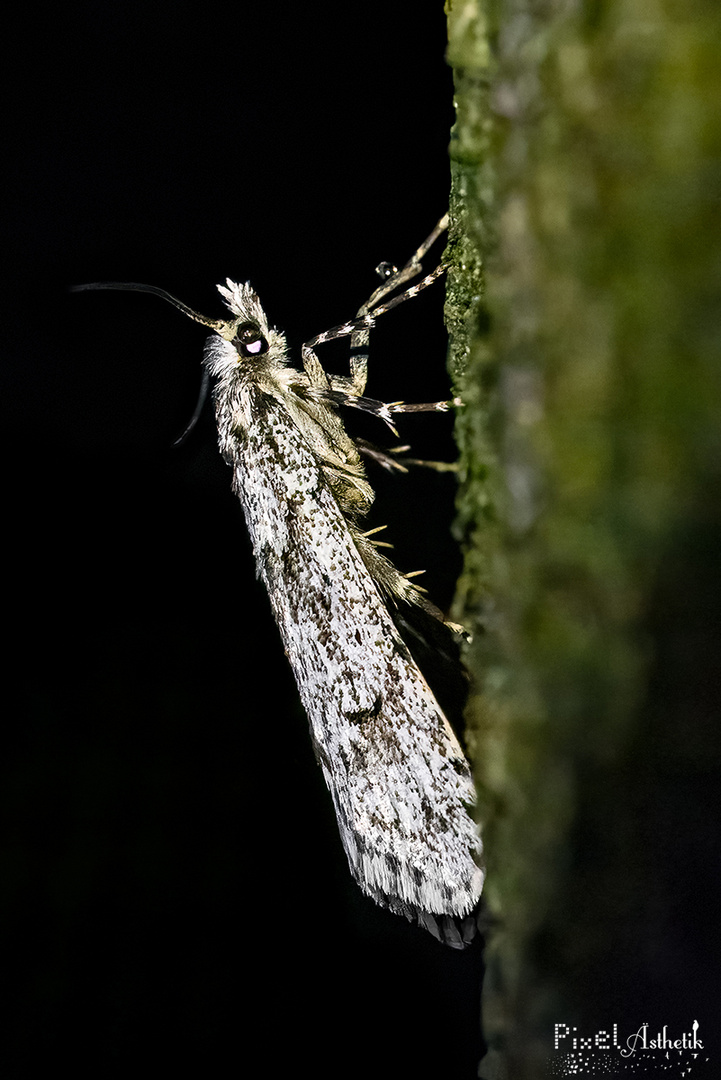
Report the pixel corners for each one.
[70,276,284,444]
[214,280,287,363]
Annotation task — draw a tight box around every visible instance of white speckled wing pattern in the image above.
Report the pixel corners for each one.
[206,311,483,943]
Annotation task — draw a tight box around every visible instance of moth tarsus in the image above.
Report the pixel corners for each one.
[73,213,484,947]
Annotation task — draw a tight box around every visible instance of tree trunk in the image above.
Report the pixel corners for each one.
[445,1,721,1076]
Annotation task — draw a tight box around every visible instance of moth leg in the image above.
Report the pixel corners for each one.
[302,387,458,437]
[301,215,450,399]
[356,438,458,475]
[300,343,332,390]
[303,263,447,358]
[347,213,450,398]
[356,439,411,473]
[357,213,449,319]
[356,439,457,474]
[347,325,370,397]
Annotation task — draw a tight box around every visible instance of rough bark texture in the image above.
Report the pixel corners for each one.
[445,1,721,1076]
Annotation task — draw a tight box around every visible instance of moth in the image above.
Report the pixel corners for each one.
[74,215,484,947]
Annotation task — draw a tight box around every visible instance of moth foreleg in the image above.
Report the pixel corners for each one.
[300,343,332,390]
[347,326,369,397]
[301,264,446,399]
[346,214,450,398]
[357,213,449,319]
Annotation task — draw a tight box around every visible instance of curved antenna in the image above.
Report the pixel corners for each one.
[172,367,211,448]
[70,281,227,332]
[72,281,223,445]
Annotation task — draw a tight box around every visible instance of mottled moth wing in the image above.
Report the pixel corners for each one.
[205,329,483,940]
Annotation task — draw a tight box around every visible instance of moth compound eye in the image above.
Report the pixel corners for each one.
[235,322,269,357]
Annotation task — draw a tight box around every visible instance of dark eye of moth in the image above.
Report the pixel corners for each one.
[235,322,269,357]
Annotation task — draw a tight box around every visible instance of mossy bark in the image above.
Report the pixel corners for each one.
[445,1,721,1076]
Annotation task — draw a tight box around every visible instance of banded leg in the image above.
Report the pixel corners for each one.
[320,388,458,436]
[359,213,449,319]
[301,268,456,431]
[303,263,447,357]
[301,214,449,397]
[347,213,449,396]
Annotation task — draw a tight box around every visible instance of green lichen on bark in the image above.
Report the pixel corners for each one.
[446,1,721,1076]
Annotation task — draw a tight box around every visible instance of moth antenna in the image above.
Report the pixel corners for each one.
[71,281,227,332]
[72,282,222,446]
[172,368,211,447]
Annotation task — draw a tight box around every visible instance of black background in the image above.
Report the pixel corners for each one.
[2,3,485,1076]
